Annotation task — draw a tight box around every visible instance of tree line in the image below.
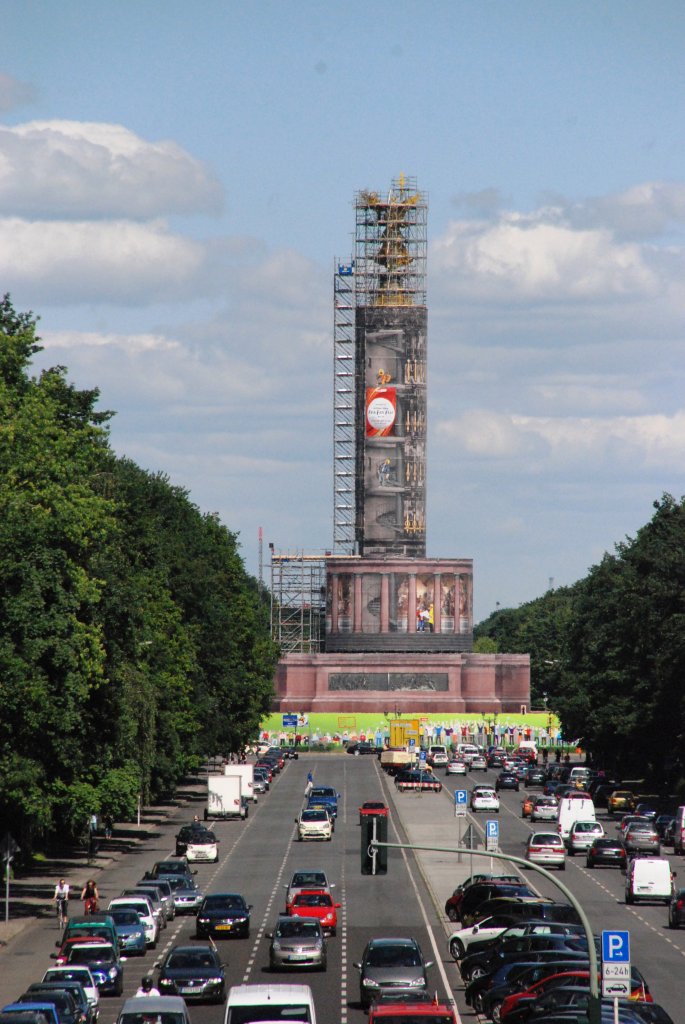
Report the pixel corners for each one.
[475,493,685,792]
[0,296,279,852]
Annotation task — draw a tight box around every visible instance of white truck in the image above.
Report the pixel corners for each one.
[224,763,258,803]
[206,774,248,820]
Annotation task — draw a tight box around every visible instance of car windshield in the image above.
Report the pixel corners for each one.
[276,920,320,938]
[531,835,562,846]
[204,895,244,910]
[301,810,327,821]
[188,832,216,844]
[294,894,331,907]
[167,951,217,969]
[119,1014,186,1024]
[367,944,421,967]
[68,947,115,965]
[166,877,194,891]
[44,971,91,985]
[110,911,141,925]
[292,873,326,887]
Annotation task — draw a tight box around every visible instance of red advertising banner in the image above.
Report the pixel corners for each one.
[366,387,396,437]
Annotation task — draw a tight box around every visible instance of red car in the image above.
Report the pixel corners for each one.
[288,889,341,935]
[52,935,111,966]
[358,801,389,826]
[499,969,652,1020]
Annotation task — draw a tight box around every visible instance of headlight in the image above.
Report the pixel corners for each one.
[160,978,173,987]
[233,916,247,923]
[362,978,379,988]
[407,978,424,987]
[134,930,144,939]
[208,976,223,984]
[108,968,118,980]
[324,913,334,921]
[197,917,209,924]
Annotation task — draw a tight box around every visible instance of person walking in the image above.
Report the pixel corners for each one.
[305,770,314,797]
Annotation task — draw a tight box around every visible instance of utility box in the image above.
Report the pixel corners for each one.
[361,815,388,875]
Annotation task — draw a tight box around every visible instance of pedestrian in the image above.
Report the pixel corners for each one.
[305,770,313,797]
[103,815,113,839]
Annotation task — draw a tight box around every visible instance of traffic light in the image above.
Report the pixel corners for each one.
[360,815,388,874]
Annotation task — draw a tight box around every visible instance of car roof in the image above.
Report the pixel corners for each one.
[119,997,187,1013]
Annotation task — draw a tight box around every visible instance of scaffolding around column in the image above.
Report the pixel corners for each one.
[270,551,327,654]
[333,257,357,554]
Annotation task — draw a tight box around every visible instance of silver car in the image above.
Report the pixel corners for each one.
[267,916,326,971]
[354,937,433,1011]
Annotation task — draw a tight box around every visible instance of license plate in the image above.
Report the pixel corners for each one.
[180,987,200,994]
[216,924,232,930]
[287,955,308,961]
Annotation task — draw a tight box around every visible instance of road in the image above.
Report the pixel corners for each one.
[0,756,683,1023]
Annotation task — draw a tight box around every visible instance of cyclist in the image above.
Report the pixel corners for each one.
[135,976,160,997]
[80,878,99,915]
[53,878,70,925]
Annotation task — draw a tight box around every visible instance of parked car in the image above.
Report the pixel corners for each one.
[267,916,327,972]
[668,887,685,928]
[458,882,538,926]
[526,832,566,870]
[195,893,251,939]
[444,874,521,922]
[354,937,433,1011]
[156,944,226,1003]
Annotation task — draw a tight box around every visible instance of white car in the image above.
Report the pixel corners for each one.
[447,914,512,960]
[530,796,559,822]
[471,787,500,813]
[567,820,605,854]
[470,754,488,771]
[295,808,332,841]
[108,896,159,947]
[526,831,566,870]
[42,965,99,1015]
[446,758,467,776]
[185,830,219,863]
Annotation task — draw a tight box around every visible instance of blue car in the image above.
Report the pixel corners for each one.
[108,908,147,956]
[2,1004,59,1024]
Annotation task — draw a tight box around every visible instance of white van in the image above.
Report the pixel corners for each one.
[557,797,596,841]
[625,857,673,905]
[224,984,316,1024]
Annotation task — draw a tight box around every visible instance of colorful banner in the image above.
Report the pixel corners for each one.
[366,386,396,437]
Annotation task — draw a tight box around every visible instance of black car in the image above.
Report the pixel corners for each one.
[465,955,590,1013]
[25,984,91,1024]
[458,882,537,925]
[495,772,520,792]
[462,920,583,960]
[525,768,547,787]
[477,959,593,1018]
[346,742,377,755]
[175,825,216,858]
[460,932,590,983]
[195,893,252,939]
[586,837,627,869]
[470,899,579,928]
[17,990,80,1024]
[667,887,685,929]
[157,944,226,1003]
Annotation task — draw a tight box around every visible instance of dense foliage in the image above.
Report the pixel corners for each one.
[475,495,685,789]
[0,297,279,851]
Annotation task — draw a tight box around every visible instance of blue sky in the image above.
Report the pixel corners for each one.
[2,1,684,620]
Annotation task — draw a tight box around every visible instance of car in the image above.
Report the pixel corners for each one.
[295,808,332,841]
[144,858,192,880]
[107,897,158,948]
[526,832,566,870]
[121,887,167,930]
[64,942,124,996]
[308,786,340,818]
[521,794,536,818]
[498,966,652,1021]
[137,879,176,922]
[655,815,675,841]
[281,745,300,759]
[176,827,219,863]
[107,908,147,956]
[61,915,119,951]
[41,968,99,1018]
[368,996,457,1024]
[471,787,500,813]
[307,796,336,830]
[267,916,327,971]
[567,820,605,854]
[608,790,636,816]
[496,772,520,792]
[165,876,204,915]
[458,883,539,926]
[586,837,628,869]
[470,754,488,772]
[288,889,341,935]
[23,985,86,1024]
[354,937,433,1011]
[1,1005,60,1024]
[635,803,659,821]
[359,801,389,826]
[284,870,335,912]
[195,893,252,939]
[443,874,521,922]
[115,997,192,1024]
[525,768,547,787]
[251,773,266,795]
[446,758,468,776]
[156,944,226,1003]
[52,935,112,968]
[624,824,661,855]
[447,913,522,961]
[618,814,652,836]
[426,745,449,767]
[347,741,377,755]
[531,796,559,823]
[668,887,685,928]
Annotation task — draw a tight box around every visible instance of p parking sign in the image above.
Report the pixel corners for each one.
[601,930,630,998]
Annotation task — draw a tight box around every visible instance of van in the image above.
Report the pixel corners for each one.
[625,856,673,905]
[224,984,316,1024]
[556,797,596,840]
[673,806,685,855]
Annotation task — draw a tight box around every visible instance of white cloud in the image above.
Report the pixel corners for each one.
[0,217,208,304]
[0,120,222,218]
[437,408,685,470]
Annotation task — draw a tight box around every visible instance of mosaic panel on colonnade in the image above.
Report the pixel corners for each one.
[329,672,448,692]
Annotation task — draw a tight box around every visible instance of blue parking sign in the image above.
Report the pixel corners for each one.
[602,930,630,963]
[486,820,499,840]
[455,790,468,806]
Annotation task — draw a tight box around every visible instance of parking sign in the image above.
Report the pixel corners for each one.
[486,819,499,851]
[455,790,467,818]
[601,930,630,997]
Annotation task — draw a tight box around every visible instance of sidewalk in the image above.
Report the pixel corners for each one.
[0,774,207,950]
